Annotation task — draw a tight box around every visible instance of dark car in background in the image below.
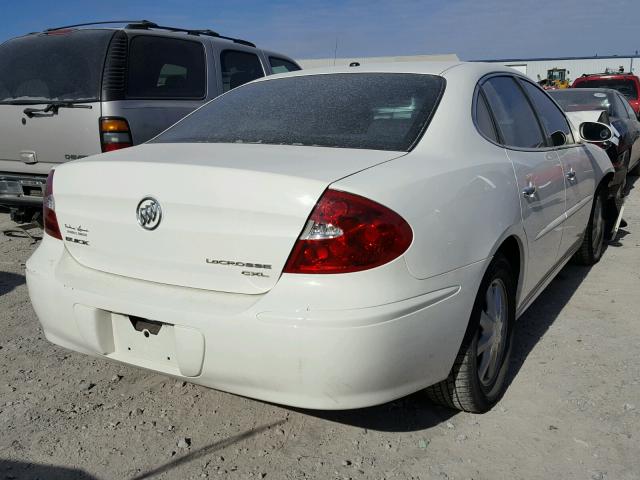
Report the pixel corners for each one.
[572,73,640,118]
[549,88,640,207]
[0,20,300,223]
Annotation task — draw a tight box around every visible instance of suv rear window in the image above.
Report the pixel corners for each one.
[0,30,113,103]
[152,73,445,152]
[127,36,206,99]
[575,78,638,100]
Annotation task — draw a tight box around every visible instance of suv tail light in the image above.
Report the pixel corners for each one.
[43,171,62,240]
[100,117,132,152]
[284,189,413,274]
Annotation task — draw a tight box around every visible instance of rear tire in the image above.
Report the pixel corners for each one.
[426,254,516,413]
[573,190,606,265]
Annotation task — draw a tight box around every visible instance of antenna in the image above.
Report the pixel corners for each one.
[333,37,338,66]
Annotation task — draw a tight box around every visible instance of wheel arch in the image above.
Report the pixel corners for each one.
[487,231,526,308]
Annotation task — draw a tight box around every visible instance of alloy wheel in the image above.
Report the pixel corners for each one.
[477,278,509,387]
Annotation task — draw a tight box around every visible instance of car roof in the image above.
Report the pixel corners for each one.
[259,61,517,80]
[576,73,637,80]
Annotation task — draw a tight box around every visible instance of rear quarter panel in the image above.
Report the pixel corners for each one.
[332,68,524,282]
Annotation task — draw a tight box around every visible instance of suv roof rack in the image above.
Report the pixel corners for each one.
[44,20,151,31]
[43,20,256,48]
[125,20,256,47]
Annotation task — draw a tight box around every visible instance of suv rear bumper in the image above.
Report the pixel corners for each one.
[0,173,47,207]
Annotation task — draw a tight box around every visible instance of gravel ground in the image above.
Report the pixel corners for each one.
[1,178,639,480]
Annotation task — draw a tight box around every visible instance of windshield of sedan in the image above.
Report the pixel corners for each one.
[548,90,617,115]
[0,30,113,104]
[574,79,638,100]
[152,73,445,151]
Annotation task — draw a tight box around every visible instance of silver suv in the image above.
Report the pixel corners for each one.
[0,20,300,222]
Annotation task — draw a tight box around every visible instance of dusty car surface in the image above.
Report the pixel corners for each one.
[0,20,300,223]
[26,62,615,413]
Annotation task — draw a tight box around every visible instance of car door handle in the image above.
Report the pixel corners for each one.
[522,182,537,199]
[566,169,577,182]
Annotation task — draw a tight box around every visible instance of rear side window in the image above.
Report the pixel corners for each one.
[475,92,499,143]
[520,80,574,145]
[127,36,206,99]
[269,57,301,74]
[482,76,546,149]
[575,78,638,100]
[221,50,265,92]
[152,73,445,152]
[0,30,113,103]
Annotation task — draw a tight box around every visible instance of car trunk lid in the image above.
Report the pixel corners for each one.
[53,143,405,294]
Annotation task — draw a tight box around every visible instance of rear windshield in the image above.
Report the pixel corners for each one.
[575,79,638,100]
[0,30,113,104]
[549,90,615,113]
[152,73,445,151]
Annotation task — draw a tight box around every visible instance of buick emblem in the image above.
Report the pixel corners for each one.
[136,197,162,230]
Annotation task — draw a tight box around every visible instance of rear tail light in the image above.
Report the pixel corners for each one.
[43,171,62,240]
[100,117,132,152]
[283,189,413,274]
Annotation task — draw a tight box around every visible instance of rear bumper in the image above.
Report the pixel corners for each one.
[26,236,486,410]
[0,173,47,208]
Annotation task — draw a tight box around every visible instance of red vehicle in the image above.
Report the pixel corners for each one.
[573,73,640,118]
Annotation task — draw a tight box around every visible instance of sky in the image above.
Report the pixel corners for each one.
[1,0,639,61]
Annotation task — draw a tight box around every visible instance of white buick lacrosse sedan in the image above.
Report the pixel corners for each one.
[27,62,615,412]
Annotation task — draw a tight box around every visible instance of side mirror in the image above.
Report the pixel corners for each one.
[579,121,613,142]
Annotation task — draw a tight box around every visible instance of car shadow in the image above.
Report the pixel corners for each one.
[294,391,456,433]
[0,271,26,296]
[0,459,98,480]
[505,263,591,390]
[608,227,631,247]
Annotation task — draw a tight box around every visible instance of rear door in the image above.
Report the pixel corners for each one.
[0,30,111,175]
[482,75,566,295]
[101,34,210,144]
[518,79,594,255]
